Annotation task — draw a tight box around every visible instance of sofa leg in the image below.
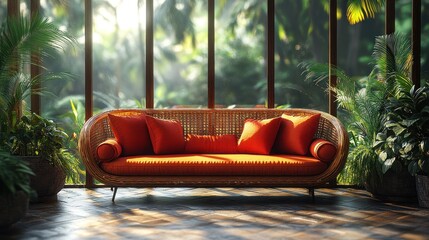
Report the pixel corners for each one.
[111,187,118,202]
[308,188,315,202]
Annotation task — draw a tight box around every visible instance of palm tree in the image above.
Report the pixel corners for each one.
[0,14,75,135]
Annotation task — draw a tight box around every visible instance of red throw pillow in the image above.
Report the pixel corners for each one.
[96,139,122,162]
[146,116,185,154]
[185,134,238,154]
[237,117,281,154]
[273,113,321,155]
[310,139,337,163]
[108,113,153,156]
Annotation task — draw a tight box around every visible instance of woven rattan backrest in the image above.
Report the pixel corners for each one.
[94,108,337,144]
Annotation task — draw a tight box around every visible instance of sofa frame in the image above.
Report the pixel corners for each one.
[79,108,349,202]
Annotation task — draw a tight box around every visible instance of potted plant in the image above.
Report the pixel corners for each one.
[303,33,417,201]
[0,149,33,229]
[374,80,429,207]
[7,113,80,202]
[0,14,78,202]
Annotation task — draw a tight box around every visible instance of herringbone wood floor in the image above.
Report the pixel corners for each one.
[2,187,429,239]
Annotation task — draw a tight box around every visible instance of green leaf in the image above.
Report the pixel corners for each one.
[376,132,386,141]
[420,139,429,154]
[373,140,384,148]
[402,143,414,154]
[392,125,406,136]
[403,119,419,127]
[379,151,388,161]
[382,157,396,174]
[408,161,419,176]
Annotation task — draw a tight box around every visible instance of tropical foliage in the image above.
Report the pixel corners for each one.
[0,14,75,134]
[375,82,429,176]
[346,0,384,24]
[303,33,413,185]
[0,13,80,183]
[8,113,81,182]
[0,150,33,195]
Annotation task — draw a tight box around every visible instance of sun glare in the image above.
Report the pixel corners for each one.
[94,0,145,39]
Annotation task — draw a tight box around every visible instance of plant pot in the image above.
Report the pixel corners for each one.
[0,191,29,229]
[21,156,66,202]
[365,168,417,203]
[416,174,429,208]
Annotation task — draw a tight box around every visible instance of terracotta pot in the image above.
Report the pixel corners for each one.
[21,156,66,202]
[416,174,429,208]
[365,168,417,203]
[0,191,29,229]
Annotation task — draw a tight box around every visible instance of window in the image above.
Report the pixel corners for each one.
[93,0,146,110]
[215,1,266,108]
[275,0,328,110]
[153,0,208,108]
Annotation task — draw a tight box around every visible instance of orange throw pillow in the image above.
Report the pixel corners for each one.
[185,134,238,154]
[146,116,185,154]
[273,113,321,155]
[237,117,281,154]
[108,113,153,156]
[96,139,122,162]
[310,139,337,163]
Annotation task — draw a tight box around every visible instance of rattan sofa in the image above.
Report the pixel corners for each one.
[79,108,349,201]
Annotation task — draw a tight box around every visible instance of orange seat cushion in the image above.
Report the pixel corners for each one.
[101,154,327,176]
[309,139,337,163]
[96,139,122,162]
[146,116,185,154]
[237,117,281,154]
[273,113,321,155]
[108,113,153,156]
[185,134,238,154]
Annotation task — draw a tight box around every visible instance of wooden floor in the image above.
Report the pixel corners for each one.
[1,187,429,239]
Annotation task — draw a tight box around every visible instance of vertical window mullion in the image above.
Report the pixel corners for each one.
[267,0,275,108]
[85,0,94,187]
[329,0,337,116]
[385,0,395,34]
[7,0,19,17]
[31,0,41,115]
[208,0,215,109]
[412,0,421,88]
[146,0,154,109]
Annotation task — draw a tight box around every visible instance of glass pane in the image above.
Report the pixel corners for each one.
[153,0,208,108]
[396,0,412,35]
[93,0,146,110]
[275,0,328,111]
[0,1,6,18]
[215,1,266,108]
[40,0,85,184]
[422,0,429,85]
[337,1,384,78]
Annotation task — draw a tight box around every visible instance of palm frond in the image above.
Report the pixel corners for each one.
[372,33,412,79]
[0,14,75,73]
[347,0,384,25]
